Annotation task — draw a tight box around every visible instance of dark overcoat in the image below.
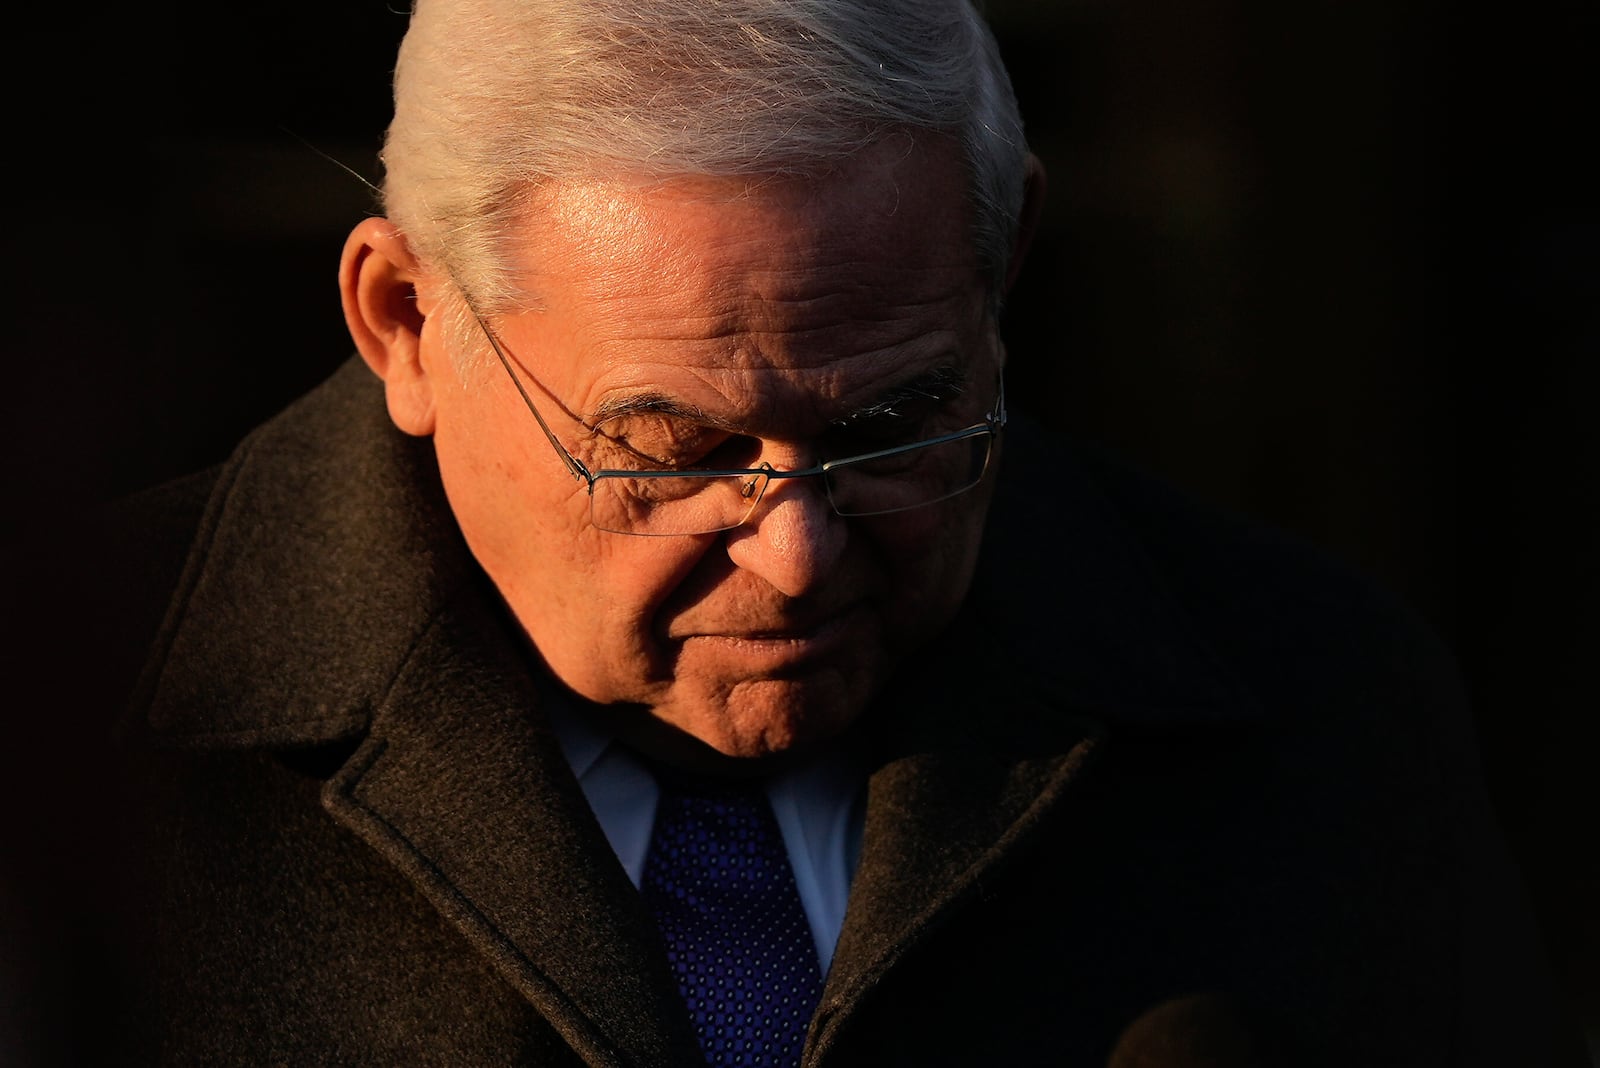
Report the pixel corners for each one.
[11,359,1584,1066]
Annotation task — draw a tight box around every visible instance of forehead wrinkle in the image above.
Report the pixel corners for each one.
[576,263,970,334]
[511,141,988,436]
[581,325,968,403]
[552,197,975,319]
[713,260,979,325]
[577,284,976,373]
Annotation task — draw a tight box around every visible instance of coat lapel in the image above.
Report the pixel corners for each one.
[321,583,700,1068]
[816,694,1101,1054]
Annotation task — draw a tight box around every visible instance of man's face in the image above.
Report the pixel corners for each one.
[418,137,1003,759]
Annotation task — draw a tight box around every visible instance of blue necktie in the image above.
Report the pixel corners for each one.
[641,769,824,1068]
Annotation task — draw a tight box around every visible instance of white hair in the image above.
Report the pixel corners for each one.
[382,0,1030,320]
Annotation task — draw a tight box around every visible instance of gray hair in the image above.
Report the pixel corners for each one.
[381,0,1029,318]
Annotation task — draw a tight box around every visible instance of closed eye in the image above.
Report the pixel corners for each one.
[825,416,927,454]
[828,373,969,453]
[589,415,761,471]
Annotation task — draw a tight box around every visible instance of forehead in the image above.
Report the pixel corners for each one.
[501,137,987,424]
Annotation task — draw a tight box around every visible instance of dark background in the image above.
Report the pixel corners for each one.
[6,0,1595,1055]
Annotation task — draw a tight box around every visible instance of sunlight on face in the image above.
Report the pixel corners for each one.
[423,137,1005,759]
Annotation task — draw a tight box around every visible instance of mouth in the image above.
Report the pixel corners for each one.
[670,608,864,672]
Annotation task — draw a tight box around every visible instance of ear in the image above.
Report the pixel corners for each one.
[339,217,440,436]
[1001,153,1048,298]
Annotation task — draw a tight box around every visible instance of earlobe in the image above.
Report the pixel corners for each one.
[1002,154,1048,298]
[339,217,439,436]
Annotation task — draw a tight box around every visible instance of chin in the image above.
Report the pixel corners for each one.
[671,674,870,760]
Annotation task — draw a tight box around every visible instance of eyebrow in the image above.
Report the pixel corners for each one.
[587,365,968,429]
[834,366,968,425]
[590,393,716,427]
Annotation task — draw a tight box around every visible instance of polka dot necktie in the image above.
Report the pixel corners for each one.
[641,769,824,1068]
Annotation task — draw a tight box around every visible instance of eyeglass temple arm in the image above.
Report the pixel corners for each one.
[466,308,593,485]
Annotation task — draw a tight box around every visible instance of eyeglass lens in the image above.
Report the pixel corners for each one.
[588,431,993,536]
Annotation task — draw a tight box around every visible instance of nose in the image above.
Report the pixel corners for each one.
[724,474,848,598]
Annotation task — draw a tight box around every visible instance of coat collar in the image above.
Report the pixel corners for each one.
[128,358,1258,1065]
[132,358,471,748]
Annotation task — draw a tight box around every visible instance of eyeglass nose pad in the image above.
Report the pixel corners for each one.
[732,464,774,527]
[744,463,776,499]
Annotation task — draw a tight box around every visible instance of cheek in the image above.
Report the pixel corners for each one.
[428,383,600,637]
[533,543,719,706]
[434,405,571,563]
[872,500,989,636]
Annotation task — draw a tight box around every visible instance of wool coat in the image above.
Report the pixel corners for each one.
[17,358,1585,1066]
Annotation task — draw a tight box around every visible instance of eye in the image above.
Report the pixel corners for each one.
[827,416,922,454]
[589,415,751,470]
[827,392,965,456]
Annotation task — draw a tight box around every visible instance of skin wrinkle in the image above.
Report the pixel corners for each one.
[573,272,972,351]
[589,348,970,426]
[555,333,977,459]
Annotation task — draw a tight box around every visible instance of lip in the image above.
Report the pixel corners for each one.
[670,609,863,671]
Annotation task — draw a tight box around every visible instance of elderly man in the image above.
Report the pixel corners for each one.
[50,0,1583,1066]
